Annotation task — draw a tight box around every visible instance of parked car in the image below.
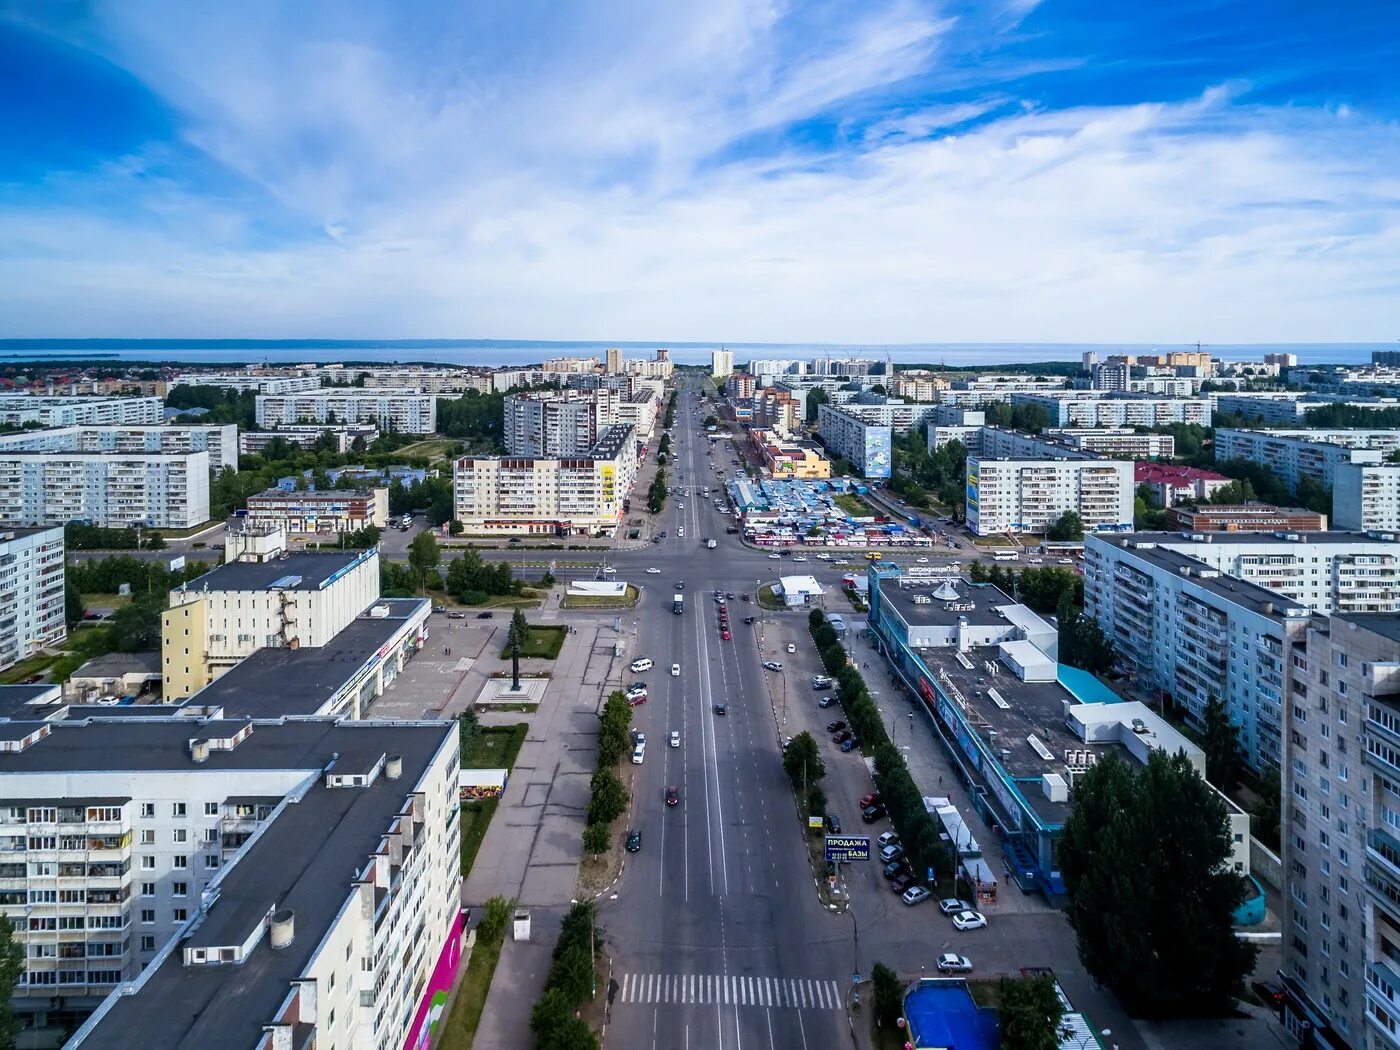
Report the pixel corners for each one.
[627,693,648,707]
[833,729,853,744]
[840,738,857,752]
[938,898,970,915]
[902,886,931,906]
[630,658,654,673]
[879,844,905,864]
[625,684,648,700]
[786,643,796,653]
[825,721,847,733]
[763,661,783,672]
[626,829,642,852]
[952,910,988,931]
[817,696,836,708]
[890,874,915,894]
[877,831,900,849]
[859,792,881,809]
[882,860,910,880]
[825,813,842,833]
[935,952,971,973]
[861,804,886,823]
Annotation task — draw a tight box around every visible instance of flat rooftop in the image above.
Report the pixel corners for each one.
[879,578,1016,630]
[0,683,63,722]
[188,599,428,718]
[178,550,369,594]
[1114,529,1397,548]
[1337,613,1400,645]
[1098,541,1312,620]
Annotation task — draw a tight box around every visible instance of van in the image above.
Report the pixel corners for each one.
[629,658,654,673]
[631,743,646,765]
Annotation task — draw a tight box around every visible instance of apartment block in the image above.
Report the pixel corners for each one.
[931,406,986,426]
[169,373,320,395]
[726,372,757,399]
[453,424,639,536]
[891,371,947,402]
[242,487,389,535]
[504,390,609,456]
[966,456,1134,535]
[255,389,436,432]
[0,396,163,428]
[712,349,734,379]
[928,424,984,455]
[978,426,1144,463]
[1083,533,1313,769]
[1335,463,1400,532]
[1279,613,1400,1049]
[1011,392,1211,428]
[2,715,461,1049]
[1214,429,1400,493]
[752,389,802,435]
[1166,503,1328,533]
[0,526,66,673]
[162,546,380,698]
[237,424,380,456]
[816,404,893,478]
[0,423,239,472]
[0,450,210,529]
[1043,427,1175,460]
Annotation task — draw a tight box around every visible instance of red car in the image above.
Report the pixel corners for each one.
[721,630,731,641]
[628,694,648,707]
[860,793,881,809]
[666,786,679,806]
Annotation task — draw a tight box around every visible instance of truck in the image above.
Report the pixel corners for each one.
[672,593,684,615]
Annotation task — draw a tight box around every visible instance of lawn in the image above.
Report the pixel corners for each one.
[82,592,133,611]
[459,798,500,876]
[500,624,567,660]
[0,652,60,684]
[460,723,529,770]
[435,907,509,1050]
[396,438,461,460]
[560,584,639,610]
[834,493,869,517]
[756,584,786,611]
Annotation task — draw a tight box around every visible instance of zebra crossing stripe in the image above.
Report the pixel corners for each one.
[617,972,842,1010]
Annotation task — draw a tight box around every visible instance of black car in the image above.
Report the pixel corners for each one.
[713,703,727,716]
[1252,977,1285,1010]
[890,874,915,894]
[861,804,887,823]
[882,860,910,880]
[626,829,641,852]
[826,721,847,733]
[825,813,842,833]
[476,611,493,619]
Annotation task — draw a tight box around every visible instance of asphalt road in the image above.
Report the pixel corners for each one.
[599,380,855,1050]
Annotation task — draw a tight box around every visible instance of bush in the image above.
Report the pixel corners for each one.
[808,607,826,630]
[458,589,490,606]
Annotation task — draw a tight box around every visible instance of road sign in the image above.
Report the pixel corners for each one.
[824,835,871,863]
[927,867,935,883]
[808,816,825,830]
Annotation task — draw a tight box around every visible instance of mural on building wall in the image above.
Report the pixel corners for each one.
[403,909,465,1050]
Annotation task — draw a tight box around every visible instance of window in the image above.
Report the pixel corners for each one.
[140,936,156,951]
[171,829,187,844]
[141,882,155,897]
[172,855,187,870]
[172,908,187,922]
[204,803,219,816]
[140,856,155,871]
[140,803,155,818]
[172,803,186,817]
[140,909,155,924]
[139,830,155,845]
[205,855,220,870]
[172,882,187,897]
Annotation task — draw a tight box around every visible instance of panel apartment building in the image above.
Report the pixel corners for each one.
[0,449,211,529]
[453,424,638,536]
[0,423,239,472]
[255,389,436,432]
[0,526,66,674]
[2,715,461,1050]
[966,433,1134,536]
[1011,392,1212,428]
[241,487,389,535]
[816,404,894,479]
[169,373,321,395]
[0,395,163,428]
[933,375,1069,408]
[237,423,380,456]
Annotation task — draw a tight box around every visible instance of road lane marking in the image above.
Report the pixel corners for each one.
[616,973,842,1010]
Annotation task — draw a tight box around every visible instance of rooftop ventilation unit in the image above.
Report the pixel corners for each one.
[988,688,1011,710]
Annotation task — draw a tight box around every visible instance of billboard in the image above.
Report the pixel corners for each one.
[824,835,872,862]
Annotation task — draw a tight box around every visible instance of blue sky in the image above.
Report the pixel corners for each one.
[1,1,1397,342]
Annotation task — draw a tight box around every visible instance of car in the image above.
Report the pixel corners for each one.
[779,551,791,558]
[446,611,466,619]
[652,536,663,544]
[677,527,685,536]
[1058,558,1074,565]
[916,556,930,564]
[741,593,750,601]
[890,874,915,894]
[825,813,842,833]
[859,792,881,809]
[666,786,679,806]
[678,503,684,509]
[631,742,646,764]
[476,611,493,619]
[818,696,836,708]
[902,886,932,907]
[744,616,757,625]
[1252,977,1285,1009]
[861,804,886,823]
[626,683,648,698]
[952,910,988,931]
[646,567,661,574]
[671,663,680,676]
[768,553,781,559]
[833,729,853,744]
[714,703,727,715]
[840,738,857,752]
[785,642,796,654]
[826,721,847,733]
[630,658,654,673]
[669,731,680,748]
[935,952,971,973]
[816,553,832,561]
[433,604,446,612]
[721,630,731,641]
[763,661,783,672]
[938,898,970,915]
[726,592,735,599]
[676,582,685,590]
[879,844,905,864]
[627,693,648,707]
[882,859,910,880]
[812,679,833,691]
[877,831,900,849]
[631,730,646,747]
[602,565,616,575]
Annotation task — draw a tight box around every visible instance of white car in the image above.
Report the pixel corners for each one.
[952,910,987,931]
[678,503,685,509]
[669,731,680,748]
[768,553,781,560]
[646,567,661,574]
[935,953,972,973]
[763,661,783,672]
[816,553,832,560]
[916,557,929,564]
[602,565,616,575]
[629,658,653,673]
[792,555,807,562]
[786,643,796,654]
[678,527,685,537]
[902,886,931,906]
[671,663,680,676]
[625,685,648,701]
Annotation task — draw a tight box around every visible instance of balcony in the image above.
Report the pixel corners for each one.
[1368,828,1400,922]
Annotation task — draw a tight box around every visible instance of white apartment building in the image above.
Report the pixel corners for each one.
[453,424,638,536]
[614,390,659,440]
[1011,392,1212,428]
[162,546,380,698]
[255,389,436,432]
[0,526,66,673]
[168,373,320,395]
[1083,533,1313,770]
[931,406,986,426]
[891,371,947,402]
[711,349,734,380]
[817,400,938,433]
[0,423,239,472]
[0,450,210,530]
[931,376,1069,408]
[543,356,601,374]
[1,716,460,1050]
[238,424,379,456]
[1044,428,1175,459]
[1215,428,1400,493]
[966,456,1134,535]
[363,369,488,393]
[606,347,623,375]
[1279,613,1400,1049]
[816,404,893,479]
[1335,463,1400,533]
[0,396,163,428]
[504,390,607,456]
[928,425,984,455]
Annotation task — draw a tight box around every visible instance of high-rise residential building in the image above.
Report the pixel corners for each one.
[1010,392,1212,428]
[753,389,802,435]
[726,372,757,399]
[890,370,947,402]
[605,347,623,375]
[0,395,163,428]
[504,390,609,456]
[1279,612,1400,1048]
[453,425,638,536]
[711,349,734,380]
[966,455,1134,536]
[318,366,492,393]
[237,424,380,456]
[1334,463,1400,532]
[0,526,66,673]
[0,450,210,529]
[161,547,380,699]
[1214,429,1400,494]
[2,715,461,1048]
[254,389,436,432]
[1042,428,1175,460]
[168,373,321,395]
[0,423,239,472]
[815,404,893,478]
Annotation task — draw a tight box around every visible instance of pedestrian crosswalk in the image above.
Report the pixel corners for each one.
[617,973,843,1010]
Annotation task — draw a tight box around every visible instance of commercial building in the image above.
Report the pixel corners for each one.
[0,526,66,674]
[1279,612,1400,1048]
[0,423,239,472]
[1166,503,1328,533]
[1083,533,1316,769]
[453,424,638,536]
[241,487,389,535]
[816,404,893,479]
[161,543,380,699]
[255,389,436,433]
[966,455,1134,536]
[0,395,164,428]
[747,430,831,479]
[237,424,379,456]
[169,373,320,395]
[1214,428,1400,493]
[1335,462,1400,532]
[711,349,734,380]
[0,449,210,529]
[1134,463,1233,507]
[1011,392,1211,428]
[865,564,1248,897]
[2,714,461,1049]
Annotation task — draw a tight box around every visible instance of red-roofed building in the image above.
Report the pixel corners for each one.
[1135,462,1232,507]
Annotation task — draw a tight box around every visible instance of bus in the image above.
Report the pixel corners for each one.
[991,550,1020,562]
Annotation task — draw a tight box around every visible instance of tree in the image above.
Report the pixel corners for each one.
[407,530,441,588]
[1251,765,1281,851]
[0,916,20,1048]
[508,609,529,690]
[108,596,164,651]
[805,387,829,423]
[1056,593,1115,675]
[458,709,481,754]
[587,769,628,825]
[582,822,610,855]
[1201,695,1243,792]
[65,580,85,629]
[871,962,902,1031]
[1058,750,1257,1018]
[998,973,1066,1050]
[1046,510,1084,541]
[782,732,825,794]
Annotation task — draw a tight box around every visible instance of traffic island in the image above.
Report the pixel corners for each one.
[474,675,549,710]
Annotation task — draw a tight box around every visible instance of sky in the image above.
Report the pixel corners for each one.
[1,1,1397,344]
